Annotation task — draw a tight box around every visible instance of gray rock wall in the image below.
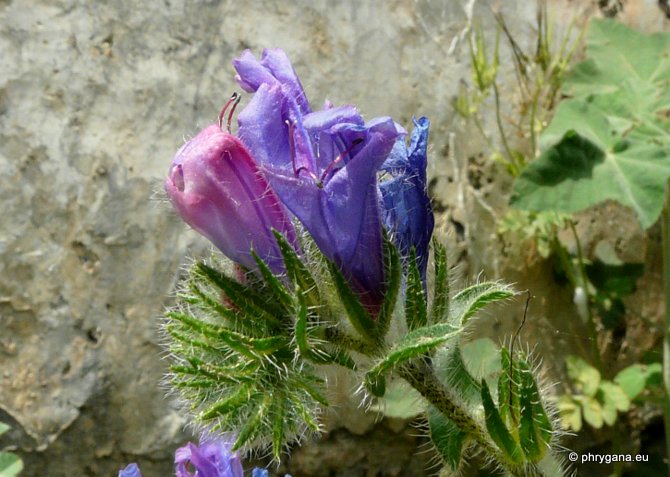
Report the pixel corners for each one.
[1,1,667,476]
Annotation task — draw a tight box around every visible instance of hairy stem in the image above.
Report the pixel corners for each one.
[398,360,528,477]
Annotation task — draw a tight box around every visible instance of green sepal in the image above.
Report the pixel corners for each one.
[232,395,270,451]
[375,234,402,340]
[430,239,449,323]
[365,323,460,395]
[271,395,285,460]
[273,230,321,308]
[405,248,428,331]
[194,262,284,329]
[327,260,376,343]
[428,405,468,471]
[200,383,253,420]
[251,249,293,311]
[449,282,516,327]
[518,356,553,461]
[498,347,521,429]
[481,379,524,465]
[167,311,287,358]
[186,282,261,335]
[437,345,481,406]
[294,286,356,369]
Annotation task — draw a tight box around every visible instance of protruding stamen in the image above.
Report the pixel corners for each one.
[287,119,322,186]
[319,138,364,183]
[218,92,240,132]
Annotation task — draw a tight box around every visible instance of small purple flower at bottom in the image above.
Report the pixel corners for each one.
[175,437,244,477]
[118,463,142,477]
[252,468,292,477]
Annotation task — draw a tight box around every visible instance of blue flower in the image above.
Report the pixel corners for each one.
[379,117,434,283]
[252,468,292,477]
[234,50,402,312]
[118,463,142,477]
[173,437,244,477]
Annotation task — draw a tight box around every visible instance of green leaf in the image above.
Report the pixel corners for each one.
[435,345,481,407]
[0,451,23,477]
[614,363,662,400]
[599,381,630,413]
[273,230,321,308]
[430,239,449,323]
[201,384,254,420]
[498,347,520,428]
[449,282,516,328]
[517,356,552,462]
[327,261,376,343]
[428,405,467,471]
[556,395,582,432]
[405,249,428,331]
[251,250,293,311]
[366,323,461,395]
[194,262,284,328]
[511,20,670,229]
[271,396,285,460]
[232,394,270,450]
[0,423,9,437]
[580,395,604,429]
[566,355,601,397]
[167,311,287,358]
[376,235,402,340]
[294,287,355,369]
[481,380,524,465]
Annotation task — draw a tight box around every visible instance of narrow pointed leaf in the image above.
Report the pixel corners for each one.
[481,380,524,465]
[449,282,516,327]
[327,261,376,342]
[167,311,287,358]
[366,323,461,393]
[195,262,284,328]
[232,395,270,450]
[271,396,285,460]
[251,249,293,311]
[405,249,428,331]
[376,235,402,340]
[518,356,553,461]
[498,347,521,428]
[431,239,449,323]
[200,384,253,420]
[435,345,481,406]
[273,230,321,308]
[428,405,467,471]
[294,287,355,368]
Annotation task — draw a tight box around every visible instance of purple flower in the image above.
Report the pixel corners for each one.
[252,469,292,477]
[175,437,244,477]
[165,124,297,273]
[379,117,434,282]
[234,50,403,311]
[118,463,142,477]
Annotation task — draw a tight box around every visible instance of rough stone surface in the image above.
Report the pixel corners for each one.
[0,1,668,476]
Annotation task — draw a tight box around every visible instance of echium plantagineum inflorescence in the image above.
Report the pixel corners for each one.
[163,48,564,477]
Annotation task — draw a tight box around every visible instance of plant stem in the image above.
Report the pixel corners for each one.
[398,360,527,477]
[492,83,519,175]
[569,220,603,371]
[662,184,670,477]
